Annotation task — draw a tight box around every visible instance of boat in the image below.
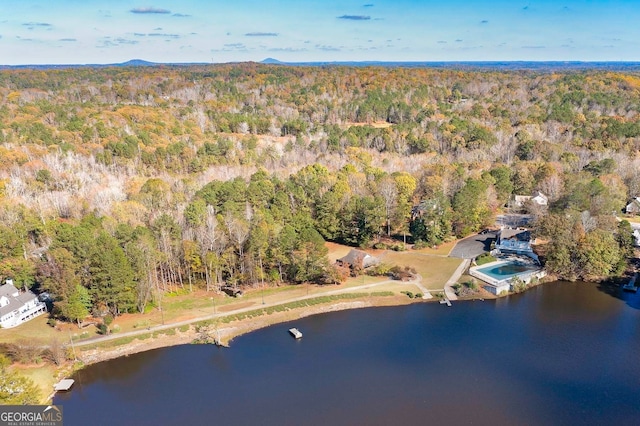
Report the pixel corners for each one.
[623,274,638,292]
[288,328,302,339]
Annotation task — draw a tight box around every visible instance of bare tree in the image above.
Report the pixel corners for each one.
[224,212,250,285]
[196,206,223,292]
[378,176,398,236]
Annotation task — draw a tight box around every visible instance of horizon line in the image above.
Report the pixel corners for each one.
[2,58,640,68]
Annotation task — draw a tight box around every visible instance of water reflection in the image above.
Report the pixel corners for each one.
[56,281,640,426]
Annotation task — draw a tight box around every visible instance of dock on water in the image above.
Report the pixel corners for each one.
[439,297,452,307]
[623,273,638,292]
[54,379,75,391]
[289,328,302,339]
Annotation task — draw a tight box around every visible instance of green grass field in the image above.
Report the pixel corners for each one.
[381,251,463,290]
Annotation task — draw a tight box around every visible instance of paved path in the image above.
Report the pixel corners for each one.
[414,274,433,299]
[72,254,471,348]
[443,258,470,301]
[449,232,496,259]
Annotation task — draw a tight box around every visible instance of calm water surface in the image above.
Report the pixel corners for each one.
[55,281,640,426]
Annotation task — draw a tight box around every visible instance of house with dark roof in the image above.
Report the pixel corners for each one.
[0,280,47,329]
[494,228,539,263]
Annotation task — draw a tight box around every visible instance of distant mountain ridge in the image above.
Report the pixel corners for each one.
[2,58,640,71]
[259,59,640,71]
[0,59,209,70]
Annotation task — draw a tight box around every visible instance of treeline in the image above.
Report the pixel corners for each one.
[0,64,639,322]
[1,157,634,322]
[1,64,640,171]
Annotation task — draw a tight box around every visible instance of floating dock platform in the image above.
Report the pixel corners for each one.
[54,379,75,391]
[439,297,452,307]
[289,328,302,339]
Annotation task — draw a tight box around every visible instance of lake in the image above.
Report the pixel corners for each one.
[55,281,640,425]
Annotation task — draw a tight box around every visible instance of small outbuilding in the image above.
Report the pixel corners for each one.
[336,249,379,270]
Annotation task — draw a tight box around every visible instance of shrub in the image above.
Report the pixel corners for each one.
[97,323,109,335]
[47,318,57,328]
[464,280,478,291]
[476,253,496,266]
[368,263,393,276]
[412,240,429,250]
[103,315,114,326]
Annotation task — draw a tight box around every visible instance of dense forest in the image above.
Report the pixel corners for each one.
[0,63,639,322]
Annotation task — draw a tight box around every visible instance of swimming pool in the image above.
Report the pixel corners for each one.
[475,261,540,281]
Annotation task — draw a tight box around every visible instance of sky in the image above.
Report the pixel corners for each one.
[0,0,639,65]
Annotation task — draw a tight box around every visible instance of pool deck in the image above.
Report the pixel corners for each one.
[469,259,544,288]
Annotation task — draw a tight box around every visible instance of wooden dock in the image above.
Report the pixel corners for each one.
[289,328,302,339]
[439,297,452,307]
[54,379,75,391]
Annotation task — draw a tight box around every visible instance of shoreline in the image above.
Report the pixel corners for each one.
[46,294,425,402]
[44,276,577,403]
[44,259,552,401]
[74,295,418,366]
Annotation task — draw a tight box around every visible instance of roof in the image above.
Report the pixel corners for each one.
[532,191,548,204]
[498,229,531,242]
[514,195,531,203]
[626,197,640,210]
[0,283,38,319]
[0,283,19,298]
[337,249,378,267]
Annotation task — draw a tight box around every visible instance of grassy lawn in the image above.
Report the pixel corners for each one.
[326,241,353,262]
[12,363,58,403]
[411,240,457,256]
[0,316,61,345]
[622,215,640,224]
[354,281,428,294]
[457,274,476,284]
[380,251,462,290]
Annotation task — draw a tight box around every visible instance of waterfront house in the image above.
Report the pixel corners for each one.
[493,228,540,263]
[0,280,47,329]
[495,229,532,251]
[625,197,640,215]
[336,249,378,271]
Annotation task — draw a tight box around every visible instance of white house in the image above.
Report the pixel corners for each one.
[625,197,640,215]
[512,195,531,208]
[531,191,548,206]
[0,281,47,329]
[512,191,548,208]
[494,228,540,263]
